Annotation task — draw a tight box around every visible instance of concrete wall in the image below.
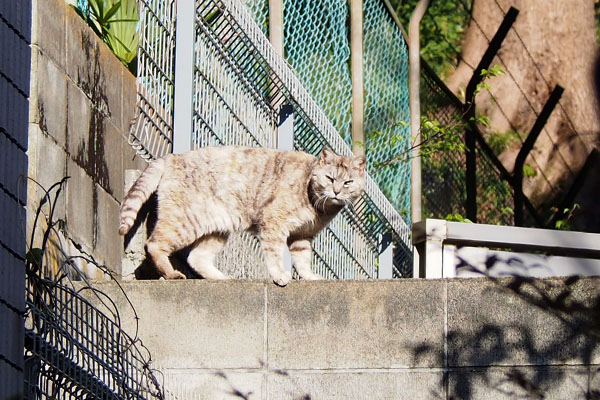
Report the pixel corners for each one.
[0,1,30,398]
[27,0,146,279]
[83,277,600,400]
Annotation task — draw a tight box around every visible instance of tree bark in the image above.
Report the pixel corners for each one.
[445,0,600,221]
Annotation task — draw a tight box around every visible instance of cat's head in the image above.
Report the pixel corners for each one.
[310,147,366,210]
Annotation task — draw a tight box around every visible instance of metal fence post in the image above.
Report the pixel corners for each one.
[464,6,519,222]
[513,85,563,226]
[378,232,394,279]
[173,0,196,154]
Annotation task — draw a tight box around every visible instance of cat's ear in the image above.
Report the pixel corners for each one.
[354,155,366,174]
[320,146,337,165]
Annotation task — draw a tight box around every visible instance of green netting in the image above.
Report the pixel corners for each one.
[363,0,411,223]
[244,0,411,224]
[244,0,269,34]
[283,0,353,144]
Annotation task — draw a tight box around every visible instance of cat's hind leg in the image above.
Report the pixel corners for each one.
[289,238,323,280]
[145,237,186,280]
[187,233,230,280]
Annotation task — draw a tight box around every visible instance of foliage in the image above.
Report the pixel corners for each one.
[73,0,139,73]
[554,204,580,231]
[390,0,472,78]
[486,130,521,154]
[445,213,472,223]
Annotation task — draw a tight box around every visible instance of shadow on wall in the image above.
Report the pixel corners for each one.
[411,255,600,400]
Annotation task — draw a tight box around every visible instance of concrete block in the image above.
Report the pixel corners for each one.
[267,371,444,400]
[447,277,600,367]
[121,69,137,138]
[66,80,91,161]
[26,123,67,224]
[32,0,66,69]
[123,145,149,177]
[101,121,124,199]
[161,370,264,400]
[267,280,445,369]
[30,50,67,148]
[66,158,94,250]
[65,5,123,124]
[94,183,122,274]
[87,281,266,369]
[447,366,598,400]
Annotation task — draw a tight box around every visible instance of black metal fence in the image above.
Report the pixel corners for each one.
[24,181,167,400]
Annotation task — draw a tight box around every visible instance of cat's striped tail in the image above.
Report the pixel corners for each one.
[118,158,166,235]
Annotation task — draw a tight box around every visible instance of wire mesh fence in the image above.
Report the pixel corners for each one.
[420,63,468,221]
[132,0,413,278]
[129,0,176,160]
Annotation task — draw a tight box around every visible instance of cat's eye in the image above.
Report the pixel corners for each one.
[344,180,353,187]
[326,175,335,183]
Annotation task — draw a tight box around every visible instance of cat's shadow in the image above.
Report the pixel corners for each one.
[123,193,201,280]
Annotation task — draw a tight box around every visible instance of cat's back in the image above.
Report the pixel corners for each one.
[177,146,315,173]
[162,146,315,192]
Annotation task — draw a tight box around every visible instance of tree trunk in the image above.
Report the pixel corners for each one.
[445,0,600,227]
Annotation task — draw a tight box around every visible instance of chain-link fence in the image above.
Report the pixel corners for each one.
[420,62,538,226]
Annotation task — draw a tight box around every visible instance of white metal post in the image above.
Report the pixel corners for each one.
[378,232,394,279]
[173,0,196,154]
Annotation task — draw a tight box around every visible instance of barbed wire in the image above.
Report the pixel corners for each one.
[23,177,169,400]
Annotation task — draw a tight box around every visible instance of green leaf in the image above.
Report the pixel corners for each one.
[523,164,537,177]
[26,248,44,268]
[104,1,122,23]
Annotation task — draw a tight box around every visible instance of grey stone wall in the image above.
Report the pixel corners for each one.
[82,277,600,400]
[27,0,146,279]
[0,1,30,397]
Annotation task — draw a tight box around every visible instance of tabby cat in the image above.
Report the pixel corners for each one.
[118,146,366,286]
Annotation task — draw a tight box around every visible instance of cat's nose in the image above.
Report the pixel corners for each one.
[333,182,343,195]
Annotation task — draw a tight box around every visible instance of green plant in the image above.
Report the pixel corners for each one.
[392,0,473,78]
[554,204,580,231]
[73,0,139,73]
[487,130,521,154]
[445,213,472,223]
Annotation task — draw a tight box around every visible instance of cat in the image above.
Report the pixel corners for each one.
[118,146,366,286]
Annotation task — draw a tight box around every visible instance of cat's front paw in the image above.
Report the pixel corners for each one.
[165,271,187,279]
[273,270,292,287]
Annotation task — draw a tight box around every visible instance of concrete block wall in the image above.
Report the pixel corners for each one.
[27,0,146,279]
[83,277,600,400]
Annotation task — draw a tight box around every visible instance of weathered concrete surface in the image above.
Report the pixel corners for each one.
[28,0,146,279]
[82,277,600,399]
[267,280,444,369]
